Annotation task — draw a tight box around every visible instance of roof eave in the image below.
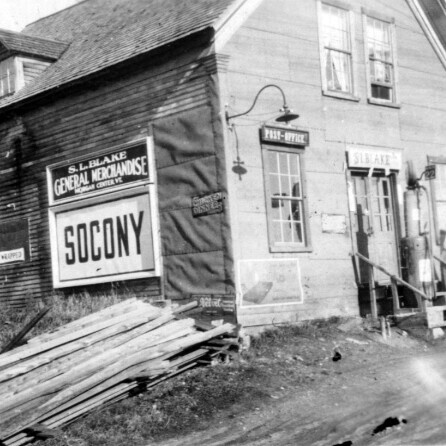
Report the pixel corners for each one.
[0,27,216,115]
[406,0,446,70]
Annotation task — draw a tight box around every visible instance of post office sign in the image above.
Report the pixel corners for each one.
[261,125,309,146]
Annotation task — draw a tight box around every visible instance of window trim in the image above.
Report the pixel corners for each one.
[362,10,401,108]
[262,144,312,253]
[317,0,360,102]
[427,155,446,245]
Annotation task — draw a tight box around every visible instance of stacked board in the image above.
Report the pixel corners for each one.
[0,299,235,445]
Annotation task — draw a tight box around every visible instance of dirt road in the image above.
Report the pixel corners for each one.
[156,346,446,446]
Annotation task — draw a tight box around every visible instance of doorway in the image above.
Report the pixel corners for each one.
[350,171,400,285]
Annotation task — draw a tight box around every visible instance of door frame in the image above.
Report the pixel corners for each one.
[347,168,402,286]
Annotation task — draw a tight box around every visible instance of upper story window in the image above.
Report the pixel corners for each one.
[363,12,400,107]
[317,1,358,101]
[0,58,16,98]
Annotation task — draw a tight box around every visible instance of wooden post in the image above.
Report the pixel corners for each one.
[390,277,400,314]
[368,264,378,320]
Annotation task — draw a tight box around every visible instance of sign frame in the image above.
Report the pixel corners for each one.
[261,125,310,147]
[346,146,403,173]
[238,258,304,308]
[46,138,154,206]
[48,185,161,288]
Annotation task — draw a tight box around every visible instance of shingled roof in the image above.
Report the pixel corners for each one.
[0,28,68,61]
[0,0,239,109]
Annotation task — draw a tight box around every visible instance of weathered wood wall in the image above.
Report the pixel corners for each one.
[221,0,446,326]
[0,38,232,307]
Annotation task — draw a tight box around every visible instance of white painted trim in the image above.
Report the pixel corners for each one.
[14,57,24,91]
[316,1,359,100]
[406,0,446,70]
[214,0,264,52]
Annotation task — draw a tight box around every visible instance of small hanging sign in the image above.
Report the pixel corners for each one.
[192,192,224,218]
[425,164,436,180]
[261,125,309,146]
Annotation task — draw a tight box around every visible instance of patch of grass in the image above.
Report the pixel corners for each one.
[0,291,126,350]
[37,360,270,446]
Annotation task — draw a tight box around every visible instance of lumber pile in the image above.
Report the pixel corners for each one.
[0,298,235,446]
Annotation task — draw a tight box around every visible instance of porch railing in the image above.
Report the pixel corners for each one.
[352,251,431,319]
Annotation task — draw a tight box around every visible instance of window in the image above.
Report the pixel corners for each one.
[318,2,357,100]
[0,58,16,98]
[363,13,399,106]
[263,148,311,252]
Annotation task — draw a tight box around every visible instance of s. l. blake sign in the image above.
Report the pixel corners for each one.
[347,147,402,172]
[53,194,155,286]
[261,125,309,146]
[49,143,149,203]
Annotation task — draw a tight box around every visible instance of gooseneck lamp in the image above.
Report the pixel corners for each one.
[225,84,299,125]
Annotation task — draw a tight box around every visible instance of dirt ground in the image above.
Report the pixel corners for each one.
[152,317,446,446]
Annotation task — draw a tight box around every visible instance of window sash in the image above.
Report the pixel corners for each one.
[364,14,397,103]
[318,2,356,97]
[263,147,310,251]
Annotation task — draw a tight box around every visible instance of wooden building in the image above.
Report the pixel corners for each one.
[1,0,446,329]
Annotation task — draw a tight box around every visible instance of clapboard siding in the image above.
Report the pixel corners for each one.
[22,59,51,84]
[0,41,225,306]
[221,0,446,324]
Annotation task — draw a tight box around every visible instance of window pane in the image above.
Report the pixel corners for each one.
[272,221,283,243]
[325,49,352,92]
[281,220,293,243]
[322,5,350,51]
[270,173,280,196]
[370,61,392,84]
[291,179,301,198]
[278,152,288,175]
[268,152,279,173]
[371,84,392,101]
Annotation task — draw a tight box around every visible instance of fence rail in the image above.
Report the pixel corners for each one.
[352,251,430,319]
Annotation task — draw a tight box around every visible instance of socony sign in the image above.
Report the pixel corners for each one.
[54,194,155,284]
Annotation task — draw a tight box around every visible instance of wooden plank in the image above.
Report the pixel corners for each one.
[0,304,163,370]
[369,265,378,320]
[391,277,400,313]
[27,298,142,344]
[0,320,198,438]
[0,311,176,392]
[0,308,50,354]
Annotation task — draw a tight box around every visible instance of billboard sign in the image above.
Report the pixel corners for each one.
[48,141,150,204]
[50,192,158,287]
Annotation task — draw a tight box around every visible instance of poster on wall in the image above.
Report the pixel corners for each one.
[50,192,157,287]
[239,259,304,307]
[0,218,30,264]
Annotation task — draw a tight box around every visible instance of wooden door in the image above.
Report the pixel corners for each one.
[351,173,400,284]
